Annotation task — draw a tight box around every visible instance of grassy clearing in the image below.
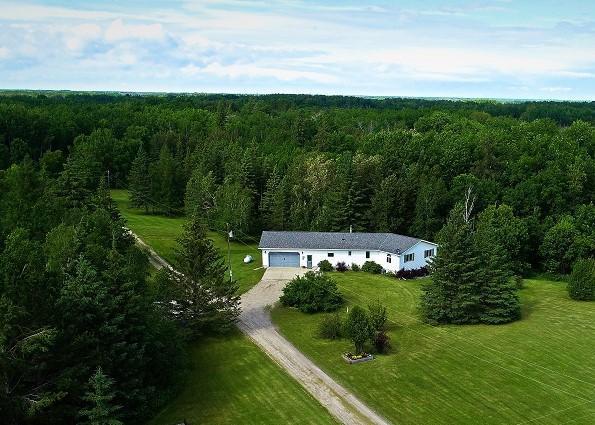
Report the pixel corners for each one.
[111,189,263,294]
[271,272,595,425]
[147,330,336,425]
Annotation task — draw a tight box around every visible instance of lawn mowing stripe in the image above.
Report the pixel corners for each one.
[337,283,594,403]
[514,399,595,425]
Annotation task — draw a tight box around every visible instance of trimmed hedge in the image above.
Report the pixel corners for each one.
[280,271,343,313]
[568,258,595,301]
[318,259,334,272]
[362,261,383,274]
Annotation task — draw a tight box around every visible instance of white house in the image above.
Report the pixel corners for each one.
[258,231,438,272]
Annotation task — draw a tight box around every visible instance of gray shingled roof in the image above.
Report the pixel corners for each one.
[259,231,431,255]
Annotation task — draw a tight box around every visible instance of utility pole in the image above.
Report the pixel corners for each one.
[107,169,110,188]
[226,222,233,283]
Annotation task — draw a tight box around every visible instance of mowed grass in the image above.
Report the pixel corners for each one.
[111,190,335,424]
[271,272,595,425]
[147,330,337,425]
[111,189,263,294]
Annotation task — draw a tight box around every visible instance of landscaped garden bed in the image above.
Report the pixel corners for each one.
[342,352,374,364]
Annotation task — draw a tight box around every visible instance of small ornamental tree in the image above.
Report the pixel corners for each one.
[368,300,388,332]
[568,259,595,301]
[344,306,373,354]
[280,272,343,313]
[335,261,348,272]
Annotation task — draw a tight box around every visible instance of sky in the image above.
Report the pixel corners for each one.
[1,0,595,100]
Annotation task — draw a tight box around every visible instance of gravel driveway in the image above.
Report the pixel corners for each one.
[239,267,391,425]
[131,231,389,425]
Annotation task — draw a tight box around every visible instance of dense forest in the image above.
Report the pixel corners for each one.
[1,92,594,423]
[2,93,593,273]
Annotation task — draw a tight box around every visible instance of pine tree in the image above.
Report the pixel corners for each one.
[128,144,151,212]
[260,167,286,230]
[79,367,122,425]
[165,216,240,338]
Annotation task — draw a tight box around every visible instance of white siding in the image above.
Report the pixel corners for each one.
[261,248,405,272]
[400,241,438,270]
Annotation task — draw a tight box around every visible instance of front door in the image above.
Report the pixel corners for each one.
[307,255,313,268]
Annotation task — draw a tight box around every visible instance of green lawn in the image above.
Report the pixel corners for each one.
[271,272,595,425]
[147,330,336,425]
[111,190,335,425]
[111,189,264,294]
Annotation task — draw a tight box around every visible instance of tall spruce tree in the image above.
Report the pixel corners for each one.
[79,367,122,425]
[421,190,520,324]
[128,144,151,212]
[163,216,240,338]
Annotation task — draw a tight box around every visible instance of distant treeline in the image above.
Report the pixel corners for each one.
[1,93,594,275]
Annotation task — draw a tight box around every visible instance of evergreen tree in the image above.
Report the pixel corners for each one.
[421,202,483,324]
[422,191,520,324]
[568,258,595,301]
[260,167,286,230]
[163,216,240,338]
[79,367,122,425]
[128,144,151,212]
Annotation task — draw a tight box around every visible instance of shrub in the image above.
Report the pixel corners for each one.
[351,263,360,272]
[514,275,524,289]
[280,271,343,313]
[362,261,383,274]
[395,266,429,279]
[318,259,334,272]
[368,300,388,331]
[344,306,373,354]
[373,331,391,354]
[318,313,343,339]
[568,258,595,301]
[335,261,348,272]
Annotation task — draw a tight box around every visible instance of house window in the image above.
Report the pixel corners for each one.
[424,249,435,258]
[404,253,415,262]
[366,251,370,259]
[348,250,352,256]
[328,252,334,257]
[386,254,391,263]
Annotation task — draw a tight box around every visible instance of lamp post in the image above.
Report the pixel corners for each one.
[226,222,233,283]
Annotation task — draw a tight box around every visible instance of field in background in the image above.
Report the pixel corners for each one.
[111,189,335,425]
[272,273,595,425]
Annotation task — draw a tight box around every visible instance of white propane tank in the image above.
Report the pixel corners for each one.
[243,255,253,264]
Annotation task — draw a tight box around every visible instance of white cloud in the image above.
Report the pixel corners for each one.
[65,23,102,51]
[182,62,338,83]
[104,19,166,42]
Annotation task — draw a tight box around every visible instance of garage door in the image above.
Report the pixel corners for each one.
[269,252,300,267]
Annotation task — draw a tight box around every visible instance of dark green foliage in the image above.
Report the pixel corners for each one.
[368,300,388,332]
[161,216,240,338]
[318,259,334,272]
[568,258,595,301]
[421,200,520,325]
[280,272,343,313]
[351,263,360,272]
[79,367,122,425]
[362,261,383,274]
[128,144,151,212]
[344,306,373,354]
[0,165,183,424]
[318,313,343,339]
[335,261,348,272]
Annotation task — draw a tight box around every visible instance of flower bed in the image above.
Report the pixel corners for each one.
[342,352,374,364]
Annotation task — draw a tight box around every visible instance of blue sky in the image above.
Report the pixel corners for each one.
[1,0,595,99]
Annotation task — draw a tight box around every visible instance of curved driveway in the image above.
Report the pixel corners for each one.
[239,267,391,425]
